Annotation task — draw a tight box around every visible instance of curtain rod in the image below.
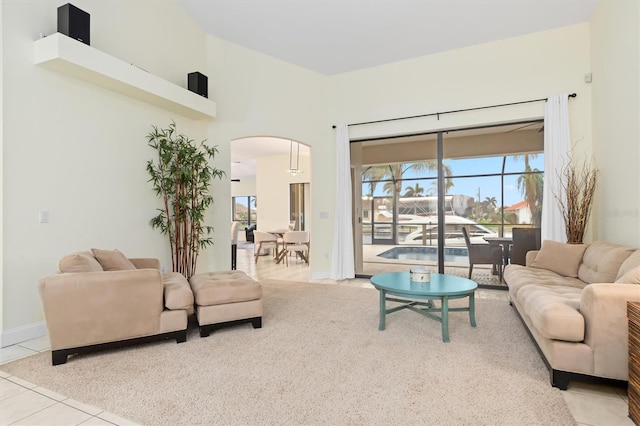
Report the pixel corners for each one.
[332,93,576,129]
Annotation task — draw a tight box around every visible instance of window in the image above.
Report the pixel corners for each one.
[232,196,257,229]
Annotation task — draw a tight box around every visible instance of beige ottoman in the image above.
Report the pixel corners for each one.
[189,271,263,337]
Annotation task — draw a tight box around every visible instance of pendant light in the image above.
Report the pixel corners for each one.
[286,140,304,176]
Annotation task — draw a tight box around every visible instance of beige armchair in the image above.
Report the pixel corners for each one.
[39,250,193,365]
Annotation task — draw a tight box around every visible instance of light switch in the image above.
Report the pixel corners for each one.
[39,210,49,223]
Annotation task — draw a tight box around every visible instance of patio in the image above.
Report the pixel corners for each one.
[361,244,506,288]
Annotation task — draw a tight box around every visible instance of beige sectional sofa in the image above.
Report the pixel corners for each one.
[39,249,194,365]
[504,240,640,389]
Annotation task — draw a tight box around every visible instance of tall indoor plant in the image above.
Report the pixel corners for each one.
[555,156,598,244]
[146,122,225,278]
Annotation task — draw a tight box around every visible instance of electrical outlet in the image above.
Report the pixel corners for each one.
[161,265,166,274]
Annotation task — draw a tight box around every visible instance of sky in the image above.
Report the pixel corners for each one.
[365,154,544,208]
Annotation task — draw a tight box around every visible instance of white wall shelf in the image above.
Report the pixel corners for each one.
[33,33,216,121]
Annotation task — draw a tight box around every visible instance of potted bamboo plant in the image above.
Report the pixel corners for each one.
[555,156,598,244]
[146,122,225,278]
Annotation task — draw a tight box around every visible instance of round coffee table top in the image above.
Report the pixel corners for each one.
[370,272,477,298]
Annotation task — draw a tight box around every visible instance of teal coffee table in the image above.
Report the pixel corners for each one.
[370,272,478,342]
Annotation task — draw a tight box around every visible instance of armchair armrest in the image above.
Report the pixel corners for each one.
[129,258,161,270]
[39,269,164,350]
[580,283,640,379]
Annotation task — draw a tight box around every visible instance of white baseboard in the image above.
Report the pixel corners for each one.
[0,321,48,348]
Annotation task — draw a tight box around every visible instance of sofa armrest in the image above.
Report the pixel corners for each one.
[525,250,539,266]
[580,283,640,379]
[163,272,194,310]
[129,258,161,270]
[39,269,164,350]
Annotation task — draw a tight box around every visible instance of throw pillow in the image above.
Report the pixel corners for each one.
[615,266,640,284]
[616,250,640,281]
[530,240,587,277]
[59,252,104,273]
[91,248,136,271]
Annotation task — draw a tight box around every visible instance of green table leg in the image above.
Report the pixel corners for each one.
[469,292,477,327]
[378,290,386,330]
[441,296,449,343]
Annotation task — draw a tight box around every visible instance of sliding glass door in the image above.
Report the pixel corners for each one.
[353,120,544,282]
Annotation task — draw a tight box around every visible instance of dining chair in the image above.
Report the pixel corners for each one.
[462,226,503,281]
[231,221,240,270]
[253,231,279,263]
[282,231,310,266]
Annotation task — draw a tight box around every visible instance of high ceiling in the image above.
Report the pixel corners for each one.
[180,0,597,178]
[177,0,596,76]
[231,137,311,180]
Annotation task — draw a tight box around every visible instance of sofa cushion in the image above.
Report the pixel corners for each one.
[616,266,640,284]
[518,284,585,342]
[616,249,640,281]
[189,271,262,306]
[504,264,585,297]
[578,241,635,284]
[163,272,194,310]
[91,248,136,271]
[530,240,587,277]
[59,251,104,273]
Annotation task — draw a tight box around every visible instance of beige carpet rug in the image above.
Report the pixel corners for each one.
[2,280,574,426]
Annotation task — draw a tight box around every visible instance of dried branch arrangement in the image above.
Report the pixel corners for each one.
[555,157,598,243]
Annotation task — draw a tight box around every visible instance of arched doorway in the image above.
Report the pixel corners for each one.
[230,136,312,240]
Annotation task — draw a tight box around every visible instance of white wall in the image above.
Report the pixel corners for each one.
[256,154,311,232]
[329,24,591,147]
[328,24,593,250]
[590,0,640,246]
[205,36,331,276]
[1,0,212,344]
[231,177,256,198]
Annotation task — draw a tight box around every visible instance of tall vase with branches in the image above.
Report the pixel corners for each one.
[555,157,598,244]
[146,122,225,278]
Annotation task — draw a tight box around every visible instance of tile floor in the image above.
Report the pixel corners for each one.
[0,246,634,426]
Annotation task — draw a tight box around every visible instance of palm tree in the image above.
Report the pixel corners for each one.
[517,166,544,226]
[484,196,497,210]
[480,196,497,219]
[403,182,425,197]
[365,161,454,189]
[513,154,543,226]
[363,161,453,243]
[362,165,388,196]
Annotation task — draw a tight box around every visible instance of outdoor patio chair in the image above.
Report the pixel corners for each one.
[462,226,503,281]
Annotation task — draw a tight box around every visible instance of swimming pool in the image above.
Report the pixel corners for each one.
[377,246,469,263]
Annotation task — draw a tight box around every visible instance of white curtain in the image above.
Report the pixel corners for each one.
[331,124,355,280]
[541,94,571,242]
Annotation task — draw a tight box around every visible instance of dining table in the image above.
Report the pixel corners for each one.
[483,236,513,271]
[268,229,289,264]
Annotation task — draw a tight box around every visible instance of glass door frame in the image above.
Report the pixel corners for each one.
[352,119,544,278]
